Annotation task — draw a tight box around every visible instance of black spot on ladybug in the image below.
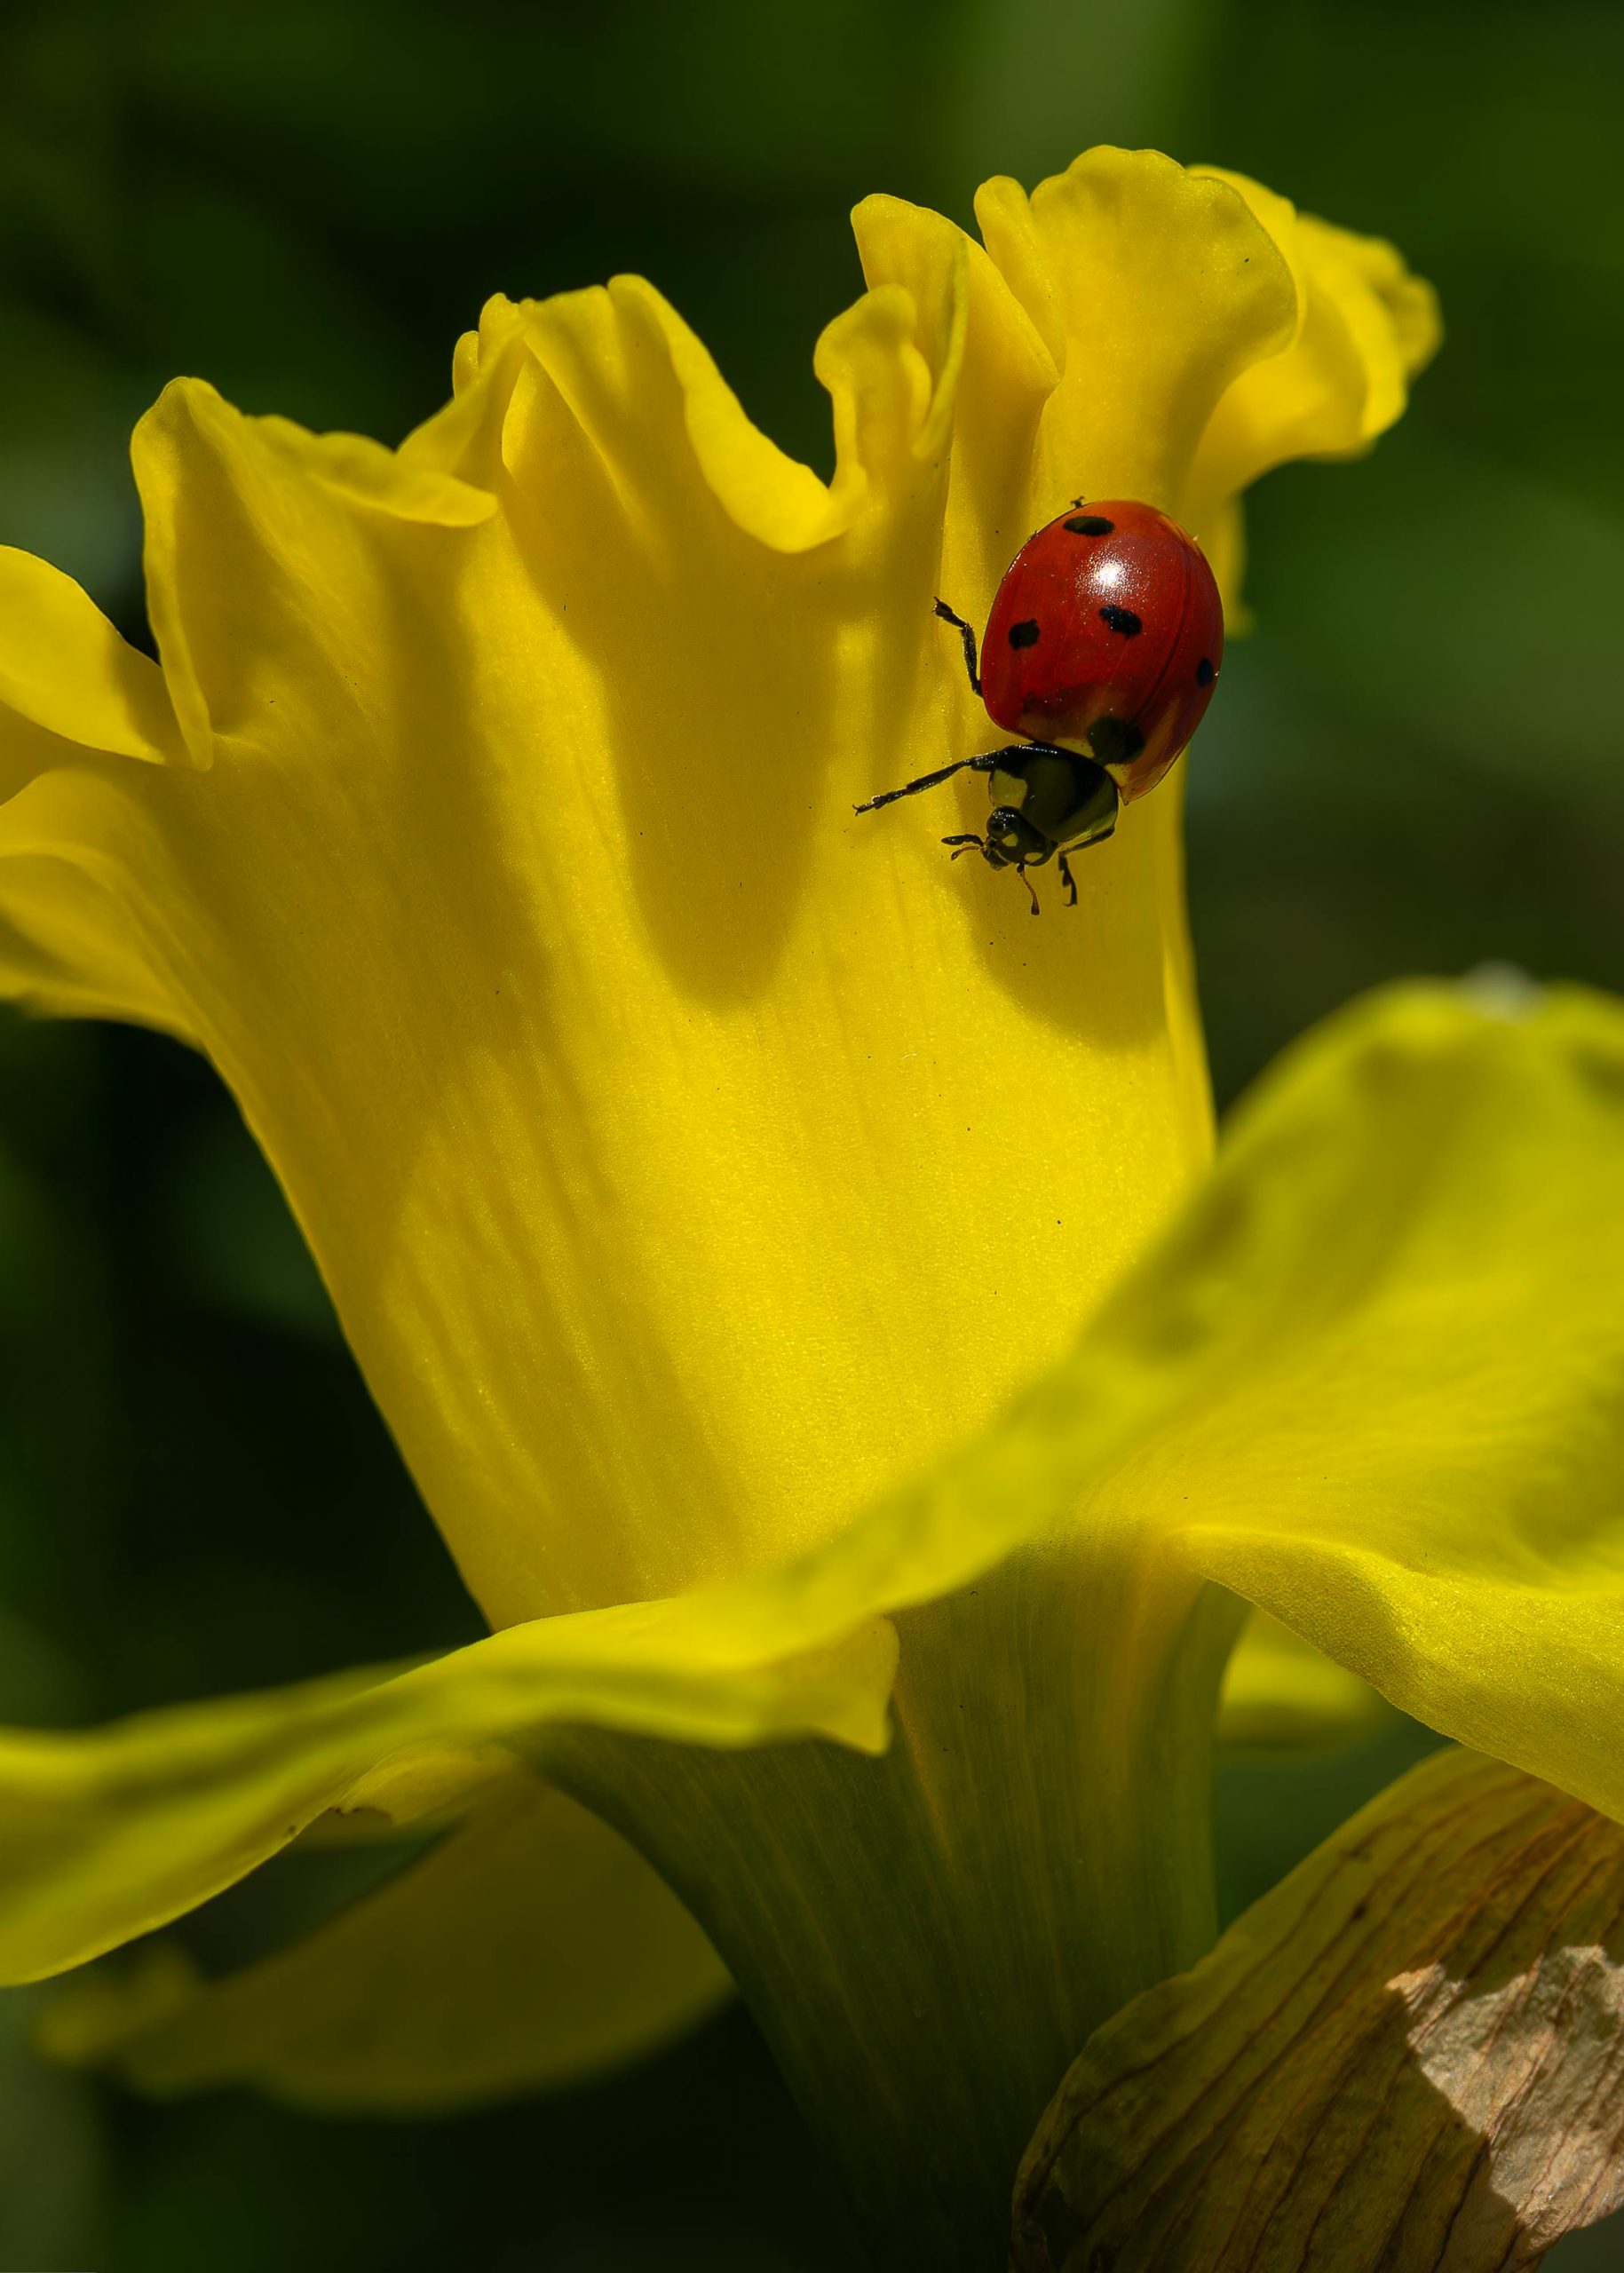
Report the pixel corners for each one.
[1064,515,1115,536]
[1008,620,1041,649]
[1196,656,1216,686]
[1088,717,1146,767]
[1098,605,1142,638]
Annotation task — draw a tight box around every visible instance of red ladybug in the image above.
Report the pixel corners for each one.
[856,500,1223,911]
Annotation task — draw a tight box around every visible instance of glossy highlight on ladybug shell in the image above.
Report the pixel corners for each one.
[980,500,1224,803]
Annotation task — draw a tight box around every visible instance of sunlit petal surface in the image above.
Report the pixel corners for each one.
[0,150,1432,1631]
[0,154,1447,2231]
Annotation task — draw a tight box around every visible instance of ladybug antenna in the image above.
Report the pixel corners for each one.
[941,833,984,859]
[1017,866,1041,917]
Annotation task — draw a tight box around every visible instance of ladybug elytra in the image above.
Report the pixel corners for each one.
[856,500,1224,913]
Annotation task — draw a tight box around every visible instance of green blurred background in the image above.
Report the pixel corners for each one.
[0,0,1620,2264]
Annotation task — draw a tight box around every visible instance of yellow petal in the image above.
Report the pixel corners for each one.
[535,980,1624,2257]
[974,148,1297,517]
[0,169,1257,1627]
[764,972,1624,1829]
[545,981,1624,1743]
[8,975,1608,2257]
[852,194,1051,607]
[0,759,196,1035]
[0,152,1447,2252]
[40,1774,727,2108]
[1216,1609,1390,1749]
[0,553,187,1025]
[0,153,1435,1634]
[1124,979,1624,1823]
[0,550,182,771]
[0,1603,893,1984]
[1187,170,1441,577]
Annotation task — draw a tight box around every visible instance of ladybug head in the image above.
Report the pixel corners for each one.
[981,806,1051,869]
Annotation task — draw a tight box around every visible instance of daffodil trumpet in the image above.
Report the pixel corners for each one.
[23,146,1624,2273]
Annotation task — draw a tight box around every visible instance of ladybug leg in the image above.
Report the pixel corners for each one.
[1057,850,1078,907]
[932,598,981,697]
[1016,866,1041,917]
[853,751,997,815]
[1052,770,1120,881]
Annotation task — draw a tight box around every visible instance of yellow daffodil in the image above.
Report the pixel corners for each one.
[16,142,1623,2272]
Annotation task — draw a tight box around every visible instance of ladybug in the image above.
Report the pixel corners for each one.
[856,499,1224,912]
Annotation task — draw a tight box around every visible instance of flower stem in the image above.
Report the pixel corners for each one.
[552,1542,1238,2270]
